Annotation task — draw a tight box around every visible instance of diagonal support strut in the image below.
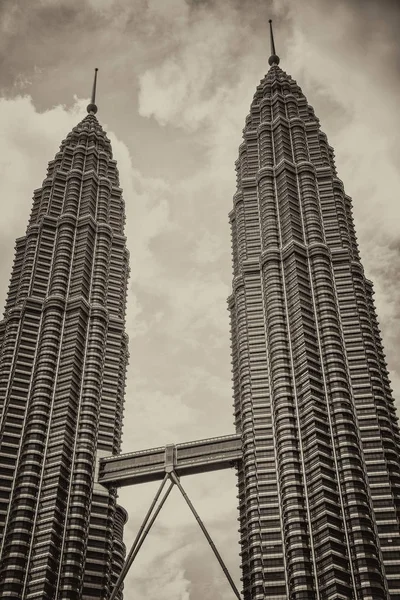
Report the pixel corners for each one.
[169,471,241,600]
[110,474,173,600]
[109,469,241,600]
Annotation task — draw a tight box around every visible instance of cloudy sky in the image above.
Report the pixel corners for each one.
[1,0,400,598]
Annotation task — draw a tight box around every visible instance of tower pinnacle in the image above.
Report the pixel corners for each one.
[268,19,280,66]
[87,67,99,114]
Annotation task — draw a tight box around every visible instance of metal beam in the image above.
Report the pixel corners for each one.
[98,433,242,488]
[109,476,174,600]
[170,471,241,600]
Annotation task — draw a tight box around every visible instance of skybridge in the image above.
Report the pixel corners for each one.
[98,433,242,488]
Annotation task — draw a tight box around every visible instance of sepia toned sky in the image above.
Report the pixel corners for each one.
[1,0,400,598]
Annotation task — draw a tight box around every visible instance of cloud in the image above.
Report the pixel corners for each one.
[136,552,191,600]
[137,0,265,134]
[107,132,176,289]
[193,230,225,264]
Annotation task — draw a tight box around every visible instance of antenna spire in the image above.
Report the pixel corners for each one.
[87,68,99,114]
[268,20,280,66]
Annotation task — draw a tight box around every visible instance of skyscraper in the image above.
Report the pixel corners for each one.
[228,23,400,600]
[0,77,129,599]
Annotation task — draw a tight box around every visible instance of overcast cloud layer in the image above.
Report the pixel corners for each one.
[0,0,400,598]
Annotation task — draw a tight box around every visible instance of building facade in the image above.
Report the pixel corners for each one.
[0,104,129,599]
[228,39,400,600]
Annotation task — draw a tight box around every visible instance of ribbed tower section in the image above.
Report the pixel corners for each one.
[228,60,400,600]
[0,111,129,599]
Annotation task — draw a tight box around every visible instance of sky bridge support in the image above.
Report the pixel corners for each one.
[102,436,243,600]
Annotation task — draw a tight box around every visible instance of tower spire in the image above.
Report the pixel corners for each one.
[268,19,280,66]
[87,67,99,114]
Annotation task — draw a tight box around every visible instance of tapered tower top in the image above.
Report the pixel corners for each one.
[87,67,99,114]
[268,19,280,66]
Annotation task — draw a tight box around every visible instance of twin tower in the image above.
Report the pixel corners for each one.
[0,24,400,600]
